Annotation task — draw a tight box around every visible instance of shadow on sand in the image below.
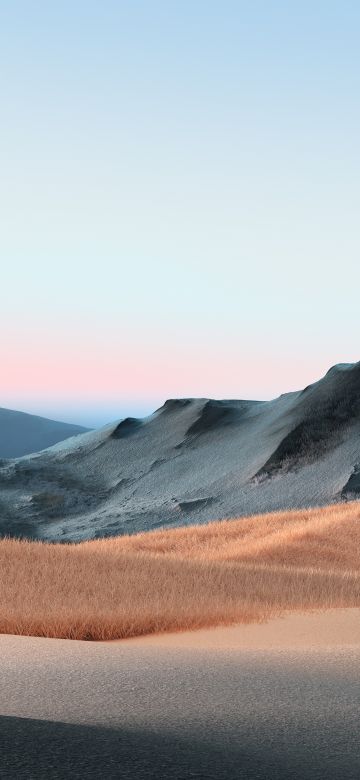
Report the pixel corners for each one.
[0,713,360,780]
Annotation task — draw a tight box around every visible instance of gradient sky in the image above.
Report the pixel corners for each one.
[1,1,359,427]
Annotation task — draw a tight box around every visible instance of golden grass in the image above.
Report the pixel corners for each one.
[0,501,359,641]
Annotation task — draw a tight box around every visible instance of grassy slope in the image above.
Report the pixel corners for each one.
[0,502,359,640]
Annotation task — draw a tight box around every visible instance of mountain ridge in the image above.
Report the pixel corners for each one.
[0,407,91,459]
[0,361,359,541]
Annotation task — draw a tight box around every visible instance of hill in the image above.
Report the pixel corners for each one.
[0,407,90,459]
[0,362,359,541]
[0,502,359,640]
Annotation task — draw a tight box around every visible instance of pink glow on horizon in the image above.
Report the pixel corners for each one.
[1,336,339,409]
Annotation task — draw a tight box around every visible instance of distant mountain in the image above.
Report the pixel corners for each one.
[0,362,359,541]
[0,407,90,458]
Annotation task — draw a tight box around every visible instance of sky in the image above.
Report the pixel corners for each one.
[1,1,359,427]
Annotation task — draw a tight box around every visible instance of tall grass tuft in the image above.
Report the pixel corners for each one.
[0,502,359,640]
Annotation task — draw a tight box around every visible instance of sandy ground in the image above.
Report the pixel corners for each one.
[0,609,359,779]
[124,607,360,649]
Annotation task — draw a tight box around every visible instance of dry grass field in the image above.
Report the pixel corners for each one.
[0,501,359,640]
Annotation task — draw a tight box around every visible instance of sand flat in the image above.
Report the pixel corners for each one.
[123,607,360,650]
[1,609,360,778]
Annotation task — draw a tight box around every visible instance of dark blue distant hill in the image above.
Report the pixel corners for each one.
[0,407,90,458]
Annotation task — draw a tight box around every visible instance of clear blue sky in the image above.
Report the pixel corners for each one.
[1,1,359,427]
